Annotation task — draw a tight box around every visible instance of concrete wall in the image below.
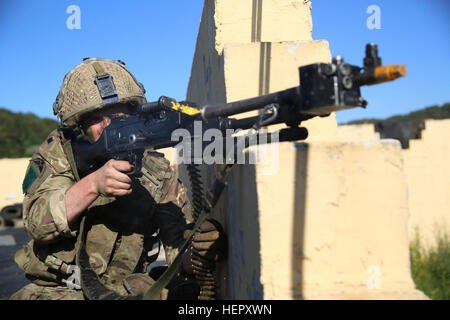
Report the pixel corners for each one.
[337,123,380,142]
[403,119,450,248]
[185,0,337,139]
[337,120,450,249]
[235,140,427,299]
[184,0,427,299]
[0,158,28,210]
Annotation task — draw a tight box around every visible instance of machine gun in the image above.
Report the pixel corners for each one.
[68,44,407,300]
[70,43,406,177]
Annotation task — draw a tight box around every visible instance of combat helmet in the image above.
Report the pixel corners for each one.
[53,58,147,127]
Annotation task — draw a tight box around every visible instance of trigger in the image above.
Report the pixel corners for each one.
[127,153,141,177]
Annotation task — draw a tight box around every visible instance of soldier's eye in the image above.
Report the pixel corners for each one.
[86,117,103,126]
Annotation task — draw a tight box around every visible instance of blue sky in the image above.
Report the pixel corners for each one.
[0,0,449,124]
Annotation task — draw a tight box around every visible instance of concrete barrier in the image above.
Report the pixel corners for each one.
[183,0,428,299]
[0,158,28,211]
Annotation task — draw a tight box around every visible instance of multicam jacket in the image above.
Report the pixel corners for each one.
[15,128,193,295]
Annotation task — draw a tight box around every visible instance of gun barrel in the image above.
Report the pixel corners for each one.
[355,64,407,86]
[201,87,298,119]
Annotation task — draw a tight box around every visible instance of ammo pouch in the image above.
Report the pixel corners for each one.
[14,239,77,286]
[140,152,173,203]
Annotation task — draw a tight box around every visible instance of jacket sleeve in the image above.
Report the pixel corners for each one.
[22,130,77,244]
[23,172,76,243]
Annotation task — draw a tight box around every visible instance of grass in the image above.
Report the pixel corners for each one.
[410,230,450,300]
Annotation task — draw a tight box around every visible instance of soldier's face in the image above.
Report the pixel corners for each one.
[85,114,112,143]
[81,105,131,143]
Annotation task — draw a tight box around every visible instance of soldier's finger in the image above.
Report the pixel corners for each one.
[107,180,132,191]
[192,241,214,251]
[111,160,134,173]
[193,230,219,242]
[112,188,133,197]
[199,220,218,232]
[109,169,133,184]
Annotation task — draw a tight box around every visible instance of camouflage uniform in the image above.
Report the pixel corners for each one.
[10,128,193,300]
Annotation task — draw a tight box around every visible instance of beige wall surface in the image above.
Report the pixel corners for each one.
[338,120,450,249]
[230,140,427,299]
[185,0,428,299]
[403,119,450,248]
[0,158,29,211]
[186,0,337,143]
[337,123,380,142]
[212,0,313,54]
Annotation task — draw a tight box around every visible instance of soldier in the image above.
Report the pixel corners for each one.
[10,58,226,300]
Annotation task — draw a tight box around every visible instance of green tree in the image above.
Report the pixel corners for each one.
[0,108,59,158]
[344,102,450,126]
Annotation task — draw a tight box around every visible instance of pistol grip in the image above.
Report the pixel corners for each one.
[127,153,142,177]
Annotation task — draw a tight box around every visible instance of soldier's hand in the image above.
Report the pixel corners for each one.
[92,159,133,197]
[191,219,227,263]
